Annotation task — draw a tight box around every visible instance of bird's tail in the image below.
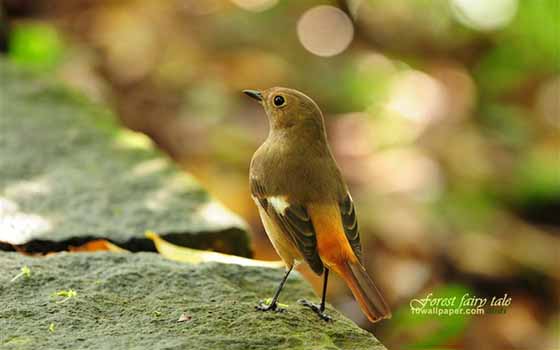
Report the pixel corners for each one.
[336,260,391,323]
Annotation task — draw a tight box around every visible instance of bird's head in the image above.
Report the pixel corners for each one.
[243,87,326,134]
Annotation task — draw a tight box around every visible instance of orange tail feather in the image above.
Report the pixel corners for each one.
[336,260,391,323]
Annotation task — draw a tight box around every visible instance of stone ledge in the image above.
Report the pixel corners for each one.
[0,61,250,256]
[0,252,386,350]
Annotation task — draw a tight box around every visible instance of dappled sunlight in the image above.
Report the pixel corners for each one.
[0,197,52,245]
[144,174,199,212]
[1,179,54,244]
[196,201,247,229]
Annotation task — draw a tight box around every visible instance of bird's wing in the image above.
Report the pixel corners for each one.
[339,193,363,263]
[251,177,324,274]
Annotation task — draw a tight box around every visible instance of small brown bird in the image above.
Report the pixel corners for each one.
[244,87,391,322]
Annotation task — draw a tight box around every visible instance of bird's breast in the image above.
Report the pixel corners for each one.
[250,137,346,202]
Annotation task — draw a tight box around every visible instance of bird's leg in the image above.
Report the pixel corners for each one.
[298,268,332,321]
[256,265,293,312]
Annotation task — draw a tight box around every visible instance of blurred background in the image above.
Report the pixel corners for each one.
[1,0,558,349]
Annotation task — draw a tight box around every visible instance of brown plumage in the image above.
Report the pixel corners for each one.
[245,87,391,323]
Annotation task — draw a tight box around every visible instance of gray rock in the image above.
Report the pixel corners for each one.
[0,61,250,256]
[0,252,386,350]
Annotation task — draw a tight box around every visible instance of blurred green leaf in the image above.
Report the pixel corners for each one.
[8,22,64,71]
[510,148,560,204]
[510,0,560,70]
[475,44,533,97]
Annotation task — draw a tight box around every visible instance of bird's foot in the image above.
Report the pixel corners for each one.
[298,299,332,321]
[255,299,285,313]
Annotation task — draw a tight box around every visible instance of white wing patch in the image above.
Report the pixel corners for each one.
[268,196,290,215]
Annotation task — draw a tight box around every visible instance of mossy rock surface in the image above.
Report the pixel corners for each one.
[0,252,386,350]
[0,61,249,256]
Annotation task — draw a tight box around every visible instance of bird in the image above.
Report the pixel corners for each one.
[244,87,391,323]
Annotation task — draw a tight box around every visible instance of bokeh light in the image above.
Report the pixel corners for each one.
[366,148,443,200]
[231,0,278,12]
[92,9,158,83]
[429,63,476,122]
[384,69,447,125]
[357,52,396,74]
[297,5,354,57]
[451,0,518,31]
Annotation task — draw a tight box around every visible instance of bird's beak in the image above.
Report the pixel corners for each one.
[243,89,263,102]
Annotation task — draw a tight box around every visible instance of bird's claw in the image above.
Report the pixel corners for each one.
[255,300,285,313]
[298,299,332,321]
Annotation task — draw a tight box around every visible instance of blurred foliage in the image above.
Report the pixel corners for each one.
[389,284,473,349]
[7,22,63,71]
[1,0,558,349]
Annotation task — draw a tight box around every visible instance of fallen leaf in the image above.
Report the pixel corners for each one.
[69,240,128,253]
[178,313,192,322]
[145,230,283,268]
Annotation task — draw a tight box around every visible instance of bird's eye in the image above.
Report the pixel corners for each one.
[273,95,286,107]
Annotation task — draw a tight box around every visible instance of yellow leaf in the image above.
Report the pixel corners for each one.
[145,230,283,268]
